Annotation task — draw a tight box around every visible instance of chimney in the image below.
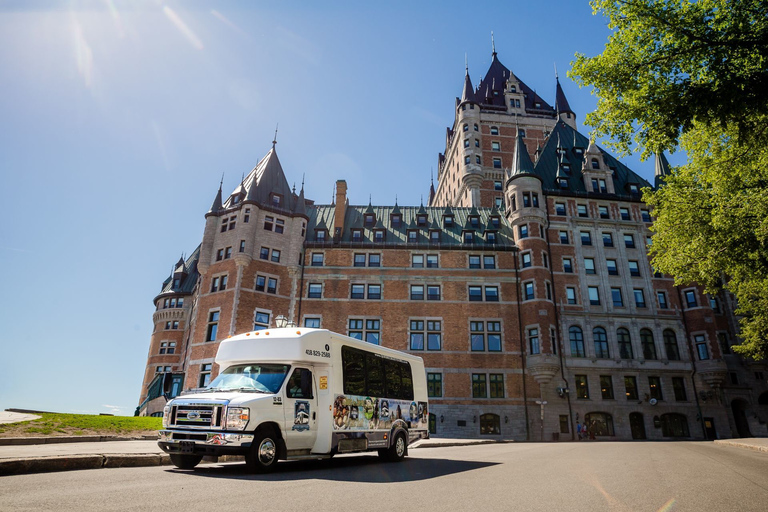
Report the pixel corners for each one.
[333,180,347,242]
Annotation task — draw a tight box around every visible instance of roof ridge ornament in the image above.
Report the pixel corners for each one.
[491,31,496,57]
[272,123,278,147]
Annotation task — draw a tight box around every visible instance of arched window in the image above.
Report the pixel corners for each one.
[641,329,657,360]
[617,328,633,359]
[474,123,479,131]
[480,413,501,435]
[490,126,499,135]
[463,123,469,132]
[664,329,680,361]
[584,412,615,436]
[570,326,585,357]
[660,413,689,437]
[593,327,609,358]
[591,158,600,169]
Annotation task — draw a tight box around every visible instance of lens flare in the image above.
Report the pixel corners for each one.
[163,6,203,50]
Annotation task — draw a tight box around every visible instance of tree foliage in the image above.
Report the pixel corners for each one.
[570,0,768,359]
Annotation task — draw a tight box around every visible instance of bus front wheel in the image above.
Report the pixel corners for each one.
[245,429,280,473]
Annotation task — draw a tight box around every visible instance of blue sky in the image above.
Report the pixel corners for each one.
[0,1,681,415]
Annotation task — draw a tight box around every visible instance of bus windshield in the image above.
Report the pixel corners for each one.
[207,364,290,393]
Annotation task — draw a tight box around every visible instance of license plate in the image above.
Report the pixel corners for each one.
[180,441,195,454]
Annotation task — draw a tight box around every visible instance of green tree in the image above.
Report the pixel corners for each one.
[570,0,768,359]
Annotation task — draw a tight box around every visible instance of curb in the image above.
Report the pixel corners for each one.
[0,436,157,446]
[0,453,172,476]
[713,440,768,453]
[410,439,514,449]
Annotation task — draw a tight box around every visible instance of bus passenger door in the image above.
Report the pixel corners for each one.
[283,367,317,452]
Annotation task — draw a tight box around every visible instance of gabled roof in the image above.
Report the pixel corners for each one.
[532,122,652,195]
[154,245,201,302]
[475,53,554,113]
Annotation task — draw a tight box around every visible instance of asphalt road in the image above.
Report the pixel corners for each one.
[1,442,767,511]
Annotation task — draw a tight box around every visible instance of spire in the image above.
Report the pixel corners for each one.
[491,31,496,58]
[208,176,223,214]
[654,152,672,188]
[510,128,535,177]
[294,183,307,217]
[429,169,436,205]
[461,64,475,103]
[272,123,278,147]
[554,72,574,118]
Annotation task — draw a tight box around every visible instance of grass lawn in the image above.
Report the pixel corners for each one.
[0,413,162,438]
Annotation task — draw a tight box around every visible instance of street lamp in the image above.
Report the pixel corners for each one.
[275,315,288,328]
[535,400,547,442]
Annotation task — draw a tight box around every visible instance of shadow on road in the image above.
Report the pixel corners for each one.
[169,454,498,483]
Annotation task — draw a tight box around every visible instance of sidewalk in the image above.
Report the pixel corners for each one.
[0,436,507,476]
[0,411,40,424]
[713,437,768,453]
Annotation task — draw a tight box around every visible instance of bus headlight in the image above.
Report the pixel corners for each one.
[225,407,250,431]
[162,404,171,428]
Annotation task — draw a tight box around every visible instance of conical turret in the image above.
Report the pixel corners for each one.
[654,152,672,188]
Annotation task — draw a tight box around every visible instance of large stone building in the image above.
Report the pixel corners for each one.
[137,46,768,441]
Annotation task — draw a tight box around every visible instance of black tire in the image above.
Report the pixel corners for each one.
[169,453,203,470]
[245,429,280,473]
[381,432,407,463]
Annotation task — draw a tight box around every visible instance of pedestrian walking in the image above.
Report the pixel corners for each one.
[576,421,582,441]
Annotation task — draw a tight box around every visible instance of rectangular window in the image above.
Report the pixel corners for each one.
[599,206,609,219]
[611,288,624,307]
[559,231,569,244]
[575,375,589,399]
[603,232,614,247]
[205,311,219,342]
[351,284,366,299]
[607,259,618,275]
[239,240,246,253]
[657,291,668,309]
[275,219,284,234]
[271,249,281,262]
[412,254,424,268]
[492,141,501,151]
[469,255,481,269]
[649,376,663,401]
[260,248,269,260]
[524,282,535,300]
[624,376,638,400]
[489,374,505,398]
[410,285,424,300]
[368,254,381,267]
[629,260,640,277]
[566,287,577,305]
[672,377,687,401]
[311,253,324,266]
[563,258,573,273]
[354,253,366,267]
[264,216,274,231]
[695,334,709,360]
[254,311,270,330]
[485,286,499,301]
[560,415,570,434]
[304,317,321,328]
[685,290,697,308]
[620,207,630,221]
[472,374,487,398]
[523,192,531,207]
[580,231,592,246]
[199,363,212,387]
[519,225,529,239]
[584,258,596,274]
[528,328,540,354]
[427,285,441,301]
[600,376,614,399]
[367,284,381,300]
[641,210,652,222]
[469,286,483,301]
[718,332,731,355]
[588,286,600,305]
[267,278,277,294]
[493,158,502,169]
[555,202,566,215]
[409,320,424,350]
[577,204,588,218]
[211,276,220,292]
[634,289,646,308]
[521,252,532,268]
[255,275,266,292]
[307,283,322,298]
[599,179,607,193]
[427,373,442,397]
[427,254,439,268]
[624,234,635,248]
[483,255,496,269]
[216,248,224,261]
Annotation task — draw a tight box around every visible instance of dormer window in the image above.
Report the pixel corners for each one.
[351,229,362,242]
[374,230,385,243]
[271,194,282,208]
[430,230,441,243]
[463,231,474,244]
[407,230,418,243]
[316,229,327,241]
[486,231,497,244]
[574,148,583,155]
[493,90,499,97]
[444,215,454,227]
[232,195,241,204]
[173,278,181,288]
[629,184,639,195]
[510,86,517,93]
[490,216,500,229]
[562,164,571,173]
[417,214,427,227]
[364,214,375,227]
[470,216,480,229]
[591,158,600,170]
[534,102,541,108]
[391,214,402,227]
[558,178,568,189]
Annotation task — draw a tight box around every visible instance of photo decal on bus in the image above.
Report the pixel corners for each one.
[293,401,310,431]
[333,394,428,431]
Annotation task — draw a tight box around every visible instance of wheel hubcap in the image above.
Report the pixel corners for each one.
[396,436,405,457]
[259,438,276,464]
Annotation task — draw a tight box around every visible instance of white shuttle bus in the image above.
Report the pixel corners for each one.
[158,328,429,472]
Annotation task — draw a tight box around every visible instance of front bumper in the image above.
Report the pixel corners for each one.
[158,430,254,456]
